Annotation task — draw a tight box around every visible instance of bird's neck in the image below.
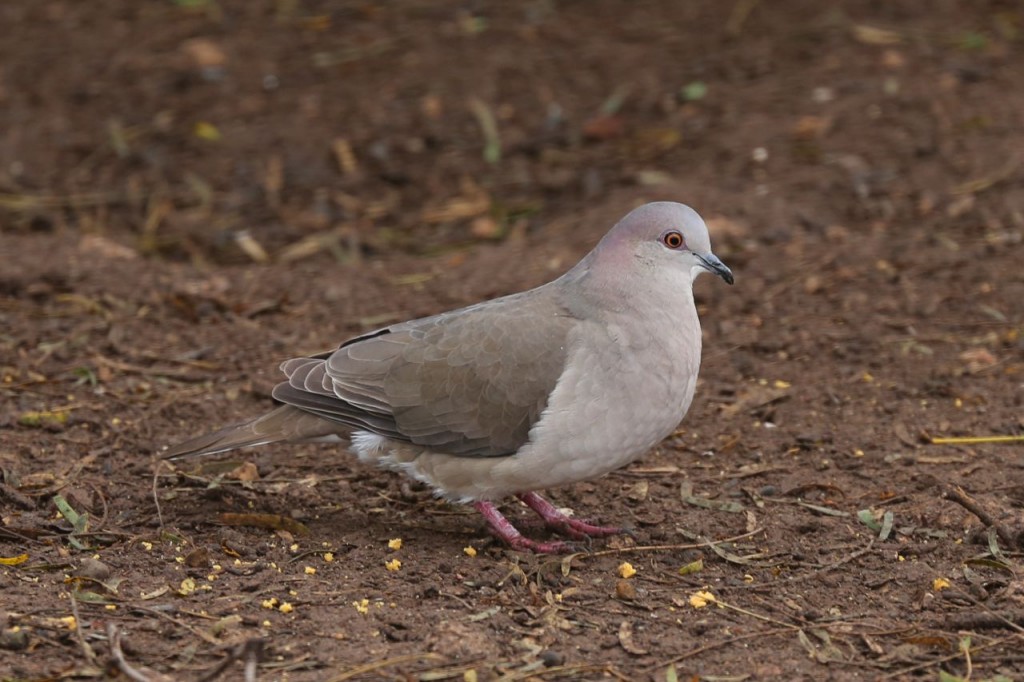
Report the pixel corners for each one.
[559,254,699,322]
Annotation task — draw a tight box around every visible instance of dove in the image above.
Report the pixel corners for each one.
[164,201,733,553]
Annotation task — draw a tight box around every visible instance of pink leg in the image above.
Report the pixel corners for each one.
[473,501,571,554]
[516,492,625,539]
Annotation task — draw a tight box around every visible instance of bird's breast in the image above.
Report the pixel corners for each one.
[491,310,702,492]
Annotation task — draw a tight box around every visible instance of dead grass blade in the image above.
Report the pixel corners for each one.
[931,435,1024,445]
[468,97,501,164]
[108,624,176,682]
[0,192,120,211]
[951,154,1021,195]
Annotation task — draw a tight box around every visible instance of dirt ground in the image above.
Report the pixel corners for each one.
[3,1,1024,680]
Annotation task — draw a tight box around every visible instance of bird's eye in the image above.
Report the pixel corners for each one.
[660,230,686,250]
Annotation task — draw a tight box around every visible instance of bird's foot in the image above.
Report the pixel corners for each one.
[473,500,575,554]
[516,491,625,539]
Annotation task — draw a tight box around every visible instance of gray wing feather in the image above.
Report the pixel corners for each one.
[271,289,575,457]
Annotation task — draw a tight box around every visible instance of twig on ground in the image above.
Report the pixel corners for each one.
[882,634,1020,679]
[68,590,98,667]
[152,460,166,529]
[196,638,265,682]
[942,484,1017,547]
[942,612,1024,631]
[108,624,160,682]
[938,588,1024,635]
[129,605,221,645]
[705,595,800,631]
[0,481,35,509]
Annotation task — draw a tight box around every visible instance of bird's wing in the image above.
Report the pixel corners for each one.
[271,290,576,457]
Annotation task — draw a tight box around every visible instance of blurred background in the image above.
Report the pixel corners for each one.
[3,0,1019,265]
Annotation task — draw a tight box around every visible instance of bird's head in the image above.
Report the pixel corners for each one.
[596,201,734,286]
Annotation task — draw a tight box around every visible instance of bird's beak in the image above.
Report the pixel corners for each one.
[696,252,734,285]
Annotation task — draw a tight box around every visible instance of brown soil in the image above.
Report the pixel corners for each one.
[3,1,1024,680]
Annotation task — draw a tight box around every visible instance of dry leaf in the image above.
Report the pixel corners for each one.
[421,191,491,224]
[852,25,902,45]
[582,114,625,140]
[263,155,283,207]
[181,38,227,69]
[625,481,649,502]
[881,49,905,69]
[226,461,259,482]
[959,348,997,373]
[470,216,501,239]
[720,384,789,418]
[630,126,682,157]
[792,115,831,139]
[894,422,919,447]
[79,234,138,260]
[332,138,359,176]
[233,230,270,263]
[617,620,648,655]
[218,512,310,536]
[421,94,443,119]
[193,121,221,141]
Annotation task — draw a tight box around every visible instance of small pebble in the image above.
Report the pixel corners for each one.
[539,650,565,667]
[77,558,111,582]
[615,579,637,601]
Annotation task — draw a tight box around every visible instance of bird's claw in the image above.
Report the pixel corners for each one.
[475,496,631,554]
[515,491,628,540]
[544,516,625,540]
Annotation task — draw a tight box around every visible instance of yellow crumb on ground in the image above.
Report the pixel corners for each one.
[689,590,716,608]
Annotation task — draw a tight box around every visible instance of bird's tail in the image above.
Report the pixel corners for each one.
[162,405,342,459]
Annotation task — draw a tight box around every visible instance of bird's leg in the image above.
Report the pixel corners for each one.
[516,491,624,539]
[473,501,571,554]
